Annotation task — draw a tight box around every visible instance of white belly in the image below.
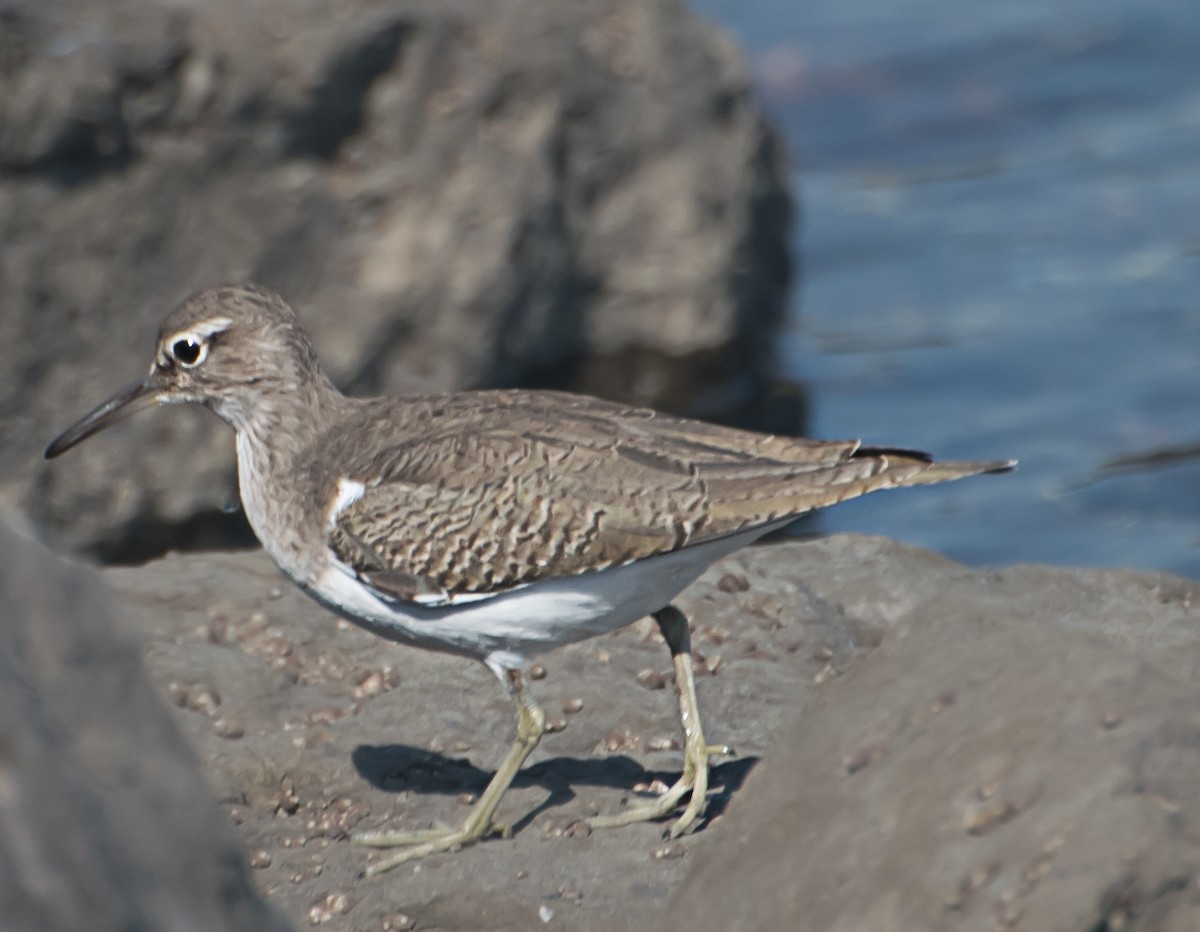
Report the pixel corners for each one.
[306,523,784,670]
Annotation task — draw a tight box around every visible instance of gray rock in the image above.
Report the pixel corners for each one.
[102,541,825,931]
[0,522,291,932]
[7,0,792,558]
[95,533,1200,930]
[667,536,1200,932]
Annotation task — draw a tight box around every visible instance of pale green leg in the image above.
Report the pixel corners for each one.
[354,667,546,876]
[590,604,732,836]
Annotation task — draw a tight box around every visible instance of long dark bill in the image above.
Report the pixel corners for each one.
[44,380,164,459]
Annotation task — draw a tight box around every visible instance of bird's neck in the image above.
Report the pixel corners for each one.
[223,371,342,462]
[229,375,345,580]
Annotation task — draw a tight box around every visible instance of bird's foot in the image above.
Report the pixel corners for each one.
[354,818,507,876]
[588,743,734,836]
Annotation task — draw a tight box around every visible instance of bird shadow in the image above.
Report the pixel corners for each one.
[351,743,757,835]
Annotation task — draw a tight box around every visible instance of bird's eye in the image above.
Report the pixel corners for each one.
[172,338,205,367]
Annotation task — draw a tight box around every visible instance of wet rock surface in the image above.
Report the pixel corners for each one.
[93,533,1200,931]
[8,0,792,558]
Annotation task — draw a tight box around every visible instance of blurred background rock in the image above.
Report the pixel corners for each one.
[0,523,292,932]
[4,0,793,561]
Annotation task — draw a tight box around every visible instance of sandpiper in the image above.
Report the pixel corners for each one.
[45,284,1013,875]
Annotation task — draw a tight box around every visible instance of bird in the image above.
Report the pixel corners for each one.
[45,283,1013,875]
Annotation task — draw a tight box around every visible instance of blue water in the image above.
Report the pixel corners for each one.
[694,0,1200,577]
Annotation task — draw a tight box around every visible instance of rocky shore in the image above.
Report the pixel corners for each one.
[7,2,1198,930]
[7,527,1200,930]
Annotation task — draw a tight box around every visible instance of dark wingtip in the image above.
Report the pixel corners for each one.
[856,446,1017,476]
[854,445,934,463]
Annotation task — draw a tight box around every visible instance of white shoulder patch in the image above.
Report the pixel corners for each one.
[327,477,366,529]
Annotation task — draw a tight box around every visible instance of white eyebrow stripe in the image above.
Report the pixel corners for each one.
[168,317,234,343]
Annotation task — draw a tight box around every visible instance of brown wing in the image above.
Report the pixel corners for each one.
[325,390,1011,604]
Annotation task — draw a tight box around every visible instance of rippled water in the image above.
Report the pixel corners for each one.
[696,0,1200,576]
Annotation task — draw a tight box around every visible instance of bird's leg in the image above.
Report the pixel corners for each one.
[354,666,545,876]
[589,603,731,836]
